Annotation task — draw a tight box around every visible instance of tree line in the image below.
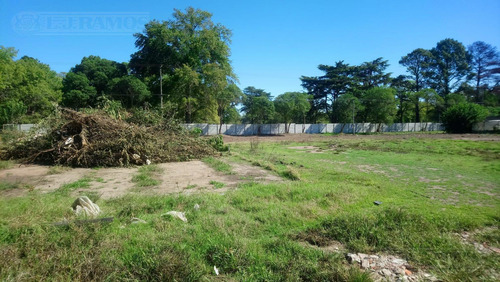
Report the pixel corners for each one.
[1,7,499,128]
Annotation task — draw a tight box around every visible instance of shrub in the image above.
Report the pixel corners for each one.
[441,103,488,133]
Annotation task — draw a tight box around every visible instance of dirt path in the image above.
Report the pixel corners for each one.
[0,160,281,199]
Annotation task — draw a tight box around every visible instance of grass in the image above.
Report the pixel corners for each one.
[0,160,14,170]
[203,156,233,174]
[0,136,499,280]
[209,180,225,189]
[131,165,162,187]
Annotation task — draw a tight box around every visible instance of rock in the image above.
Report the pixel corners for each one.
[374,201,382,205]
[132,153,141,160]
[163,211,188,222]
[72,196,100,217]
[346,253,361,264]
[194,204,200,211]
[392,258,406,266]
[131,217,147,224]
[405,269,412,275]
[146,159,151,165]
[380,269,392,277]
[361,258,370,269]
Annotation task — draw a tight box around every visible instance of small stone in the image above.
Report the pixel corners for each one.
[405,269,412,275]
[146,159,151,165]
[374,201,382,205]
[132,153,141,160]
[194,204,200,211]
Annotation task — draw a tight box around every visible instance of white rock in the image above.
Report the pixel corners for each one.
[347,253,361,264]
[163,211,188,222]
[361,258,370,269]
[131,217,147,224]
[72,196,100,217]
[214,265,219,275]
[380,269,392,277]
[132,154,141,160]
[146,159,151,165]
[392,258,406,266]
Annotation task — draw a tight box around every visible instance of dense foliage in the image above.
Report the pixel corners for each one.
[441,103,489,133]
[1,7,499,129]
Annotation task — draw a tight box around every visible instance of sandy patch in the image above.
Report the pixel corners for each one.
[1,160,282,199]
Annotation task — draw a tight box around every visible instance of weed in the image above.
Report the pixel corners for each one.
[132,165,162,187]
[209,180,225,189]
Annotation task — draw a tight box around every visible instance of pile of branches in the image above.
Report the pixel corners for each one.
[2,109,216,167]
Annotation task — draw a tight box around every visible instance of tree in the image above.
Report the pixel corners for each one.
[468,41,500,100]
[391,75,415,122]
[62,72,97,108]
[0,52,62,122]
[274,92,311,133]
[427,39,470,96]
[331,94,362,132]
[359,87,397,128]
[441,103,488,133]
[241,87,274,124]
[215,83,242,133]
[399,48,432,92]
[130,7,235,122]
[62,56,127,108]
[109,76,150,108]
[355,57,392,90]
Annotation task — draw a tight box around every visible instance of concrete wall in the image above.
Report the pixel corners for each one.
[182,122,446,136]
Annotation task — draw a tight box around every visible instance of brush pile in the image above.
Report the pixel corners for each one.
[2,109,216,167]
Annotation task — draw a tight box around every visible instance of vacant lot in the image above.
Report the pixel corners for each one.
[1,134,499,281]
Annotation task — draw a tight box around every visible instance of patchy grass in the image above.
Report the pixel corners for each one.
[0,160,14,170]
[0,136,499,280]
[0,181,32,191]
[132,165,162,187]
[203,157,233,174]
[209,180,225,189]
[53,176,93,195]
[47,165,71,175]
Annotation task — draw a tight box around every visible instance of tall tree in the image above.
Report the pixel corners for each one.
[355,57,392,90]
[359,87,397,127]
[130,7,236,122]
[468,41,500,99]
[274,92,311,132]
[241,87,274,124]
[215,83,242,133]
[427,39,470,96]
[399,48,432,92]
[62,56,127,108]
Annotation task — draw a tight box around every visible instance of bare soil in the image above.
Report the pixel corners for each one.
[0,160,281,199]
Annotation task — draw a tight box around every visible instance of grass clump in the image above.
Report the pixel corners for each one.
[132,165,162,187]
[209,180,225,189]
[0,160,14,170]
[203,157,232,174]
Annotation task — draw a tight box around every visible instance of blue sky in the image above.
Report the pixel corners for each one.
[1,0,499,97]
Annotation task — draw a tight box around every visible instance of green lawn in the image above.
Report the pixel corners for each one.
[0,136,499,281]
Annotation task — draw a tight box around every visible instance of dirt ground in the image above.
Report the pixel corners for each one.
[2,133,498,199]
[0,160,281,199]
[222,133,500,143]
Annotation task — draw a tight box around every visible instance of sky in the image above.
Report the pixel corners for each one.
[1,0,499,97]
